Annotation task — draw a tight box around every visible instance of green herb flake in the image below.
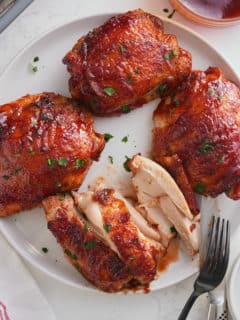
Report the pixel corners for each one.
[47,158,55,167]
[169,108,175,114]
[199,140,214,154]
[163,8,169,13]
[32,66,38,73]
[165,52,173,60]
[194,182,205,194]
[64,249,77,260]
[126,72,133,84]
[119,44,126,54]
[13,167,22,175]
[123,156,131,172]
[58,158,68,167]
[29,147,35,156]
[173,98,180,106]
[42,247,48,253]
[218,95,223,101]
[170,226,177,233]
[31,119,37,127]
[75,159,85,168]
[90,98,97,106]
[58,194,65,201]
[103,87,116,96]
[15,153,21,158]
[104,133,114,142]
[217,155,225,164]
[209,88,216,95]
[121,136,128,143]
[83,222,88,233]
[2,175,10,180]
[103,224,112,233]
[121,105,131,113]
[56,181,62,188]
[84,240,97,249]
[157,83,167,94]
[108,155,114,164]
[168,9,176,19]
[33,56,39,62]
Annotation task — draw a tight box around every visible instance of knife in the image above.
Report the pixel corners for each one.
[0,0,33,33]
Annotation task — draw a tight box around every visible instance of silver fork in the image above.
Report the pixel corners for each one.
[178,216,230,320]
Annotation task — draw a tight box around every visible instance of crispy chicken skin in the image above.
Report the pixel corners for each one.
[0,93,105,217]
[43,195,132,292]
[63,9,192,115]
[73,189,164,284]
[153,67,240,202]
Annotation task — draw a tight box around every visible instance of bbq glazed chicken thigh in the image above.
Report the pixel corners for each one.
[63,9,192,115]
[0,93,105,217]
[153,67,240,204]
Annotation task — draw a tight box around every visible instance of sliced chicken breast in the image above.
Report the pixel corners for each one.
[73,188,165,284]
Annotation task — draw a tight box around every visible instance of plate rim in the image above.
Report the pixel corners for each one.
[0,12,239,293]
[227,254,240,320]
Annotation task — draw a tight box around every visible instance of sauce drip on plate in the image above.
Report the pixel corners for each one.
[181,0,240,19]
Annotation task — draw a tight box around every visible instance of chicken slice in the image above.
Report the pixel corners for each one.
[129,155,200,255]
[42,195,132,292]
[159,196,200,256]
[73,189,165,284]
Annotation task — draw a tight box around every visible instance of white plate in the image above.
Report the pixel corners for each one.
[228,255,240,320]
[0,13,240,293]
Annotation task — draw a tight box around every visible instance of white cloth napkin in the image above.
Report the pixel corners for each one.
[0,232,56,320]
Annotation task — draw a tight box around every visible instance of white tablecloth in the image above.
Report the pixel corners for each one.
[0,1,240,319]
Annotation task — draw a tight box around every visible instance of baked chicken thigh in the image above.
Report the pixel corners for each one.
[63,9,192,115]
[0,93,105,217]
[153,67,240,204]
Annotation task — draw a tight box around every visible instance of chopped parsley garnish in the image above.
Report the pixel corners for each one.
[121,136,128,143]
[29,147,35,156]
[163,8,169,13]
[33,56,39,62]
[90,98,97,106]
[199,140,214,154]
[194,182,205,194]
[173,49,179,56]
[84,240,97,249]
[47,158,55,167]
[169,108,175,114]
[83,222,88,233]
[42,247,48,253]
[31,119,37,127]
[2,175,10,180]
[122,105,131,113]
[103,87,116,96]
[104,133,114,142]
[58,158,68,167]
[56,181,62,188]
[119,44,126,54]
[157,83,167,94]
[58,194,65,201]
[173,98,180,106]
[209,88,216,95]
[123,156,131,172]
[32,66,38,73]
[64,249,77,260]
[218,95,223,101]
[217,155,225,164]
[15,153,21,158]
[165,50,178,60]
[108,155,113,164]
[168,9,176,19]
[170,226,177,233]
[13,167,22,175]
[75,159,85,168]
[126,73,133,84]
[103,224,112,233]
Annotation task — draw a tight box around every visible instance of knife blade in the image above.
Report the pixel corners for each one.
[0,0,33,33]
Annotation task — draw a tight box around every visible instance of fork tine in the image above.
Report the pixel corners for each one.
[202,216,217,268]
[218,220,230,277]
[211,218,225,273]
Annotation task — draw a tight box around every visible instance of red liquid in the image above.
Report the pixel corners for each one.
[182,0,240,19]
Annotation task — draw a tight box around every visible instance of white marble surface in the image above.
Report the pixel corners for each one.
[0,1,240,319]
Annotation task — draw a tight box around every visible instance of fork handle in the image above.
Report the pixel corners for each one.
[178,291,200,320]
